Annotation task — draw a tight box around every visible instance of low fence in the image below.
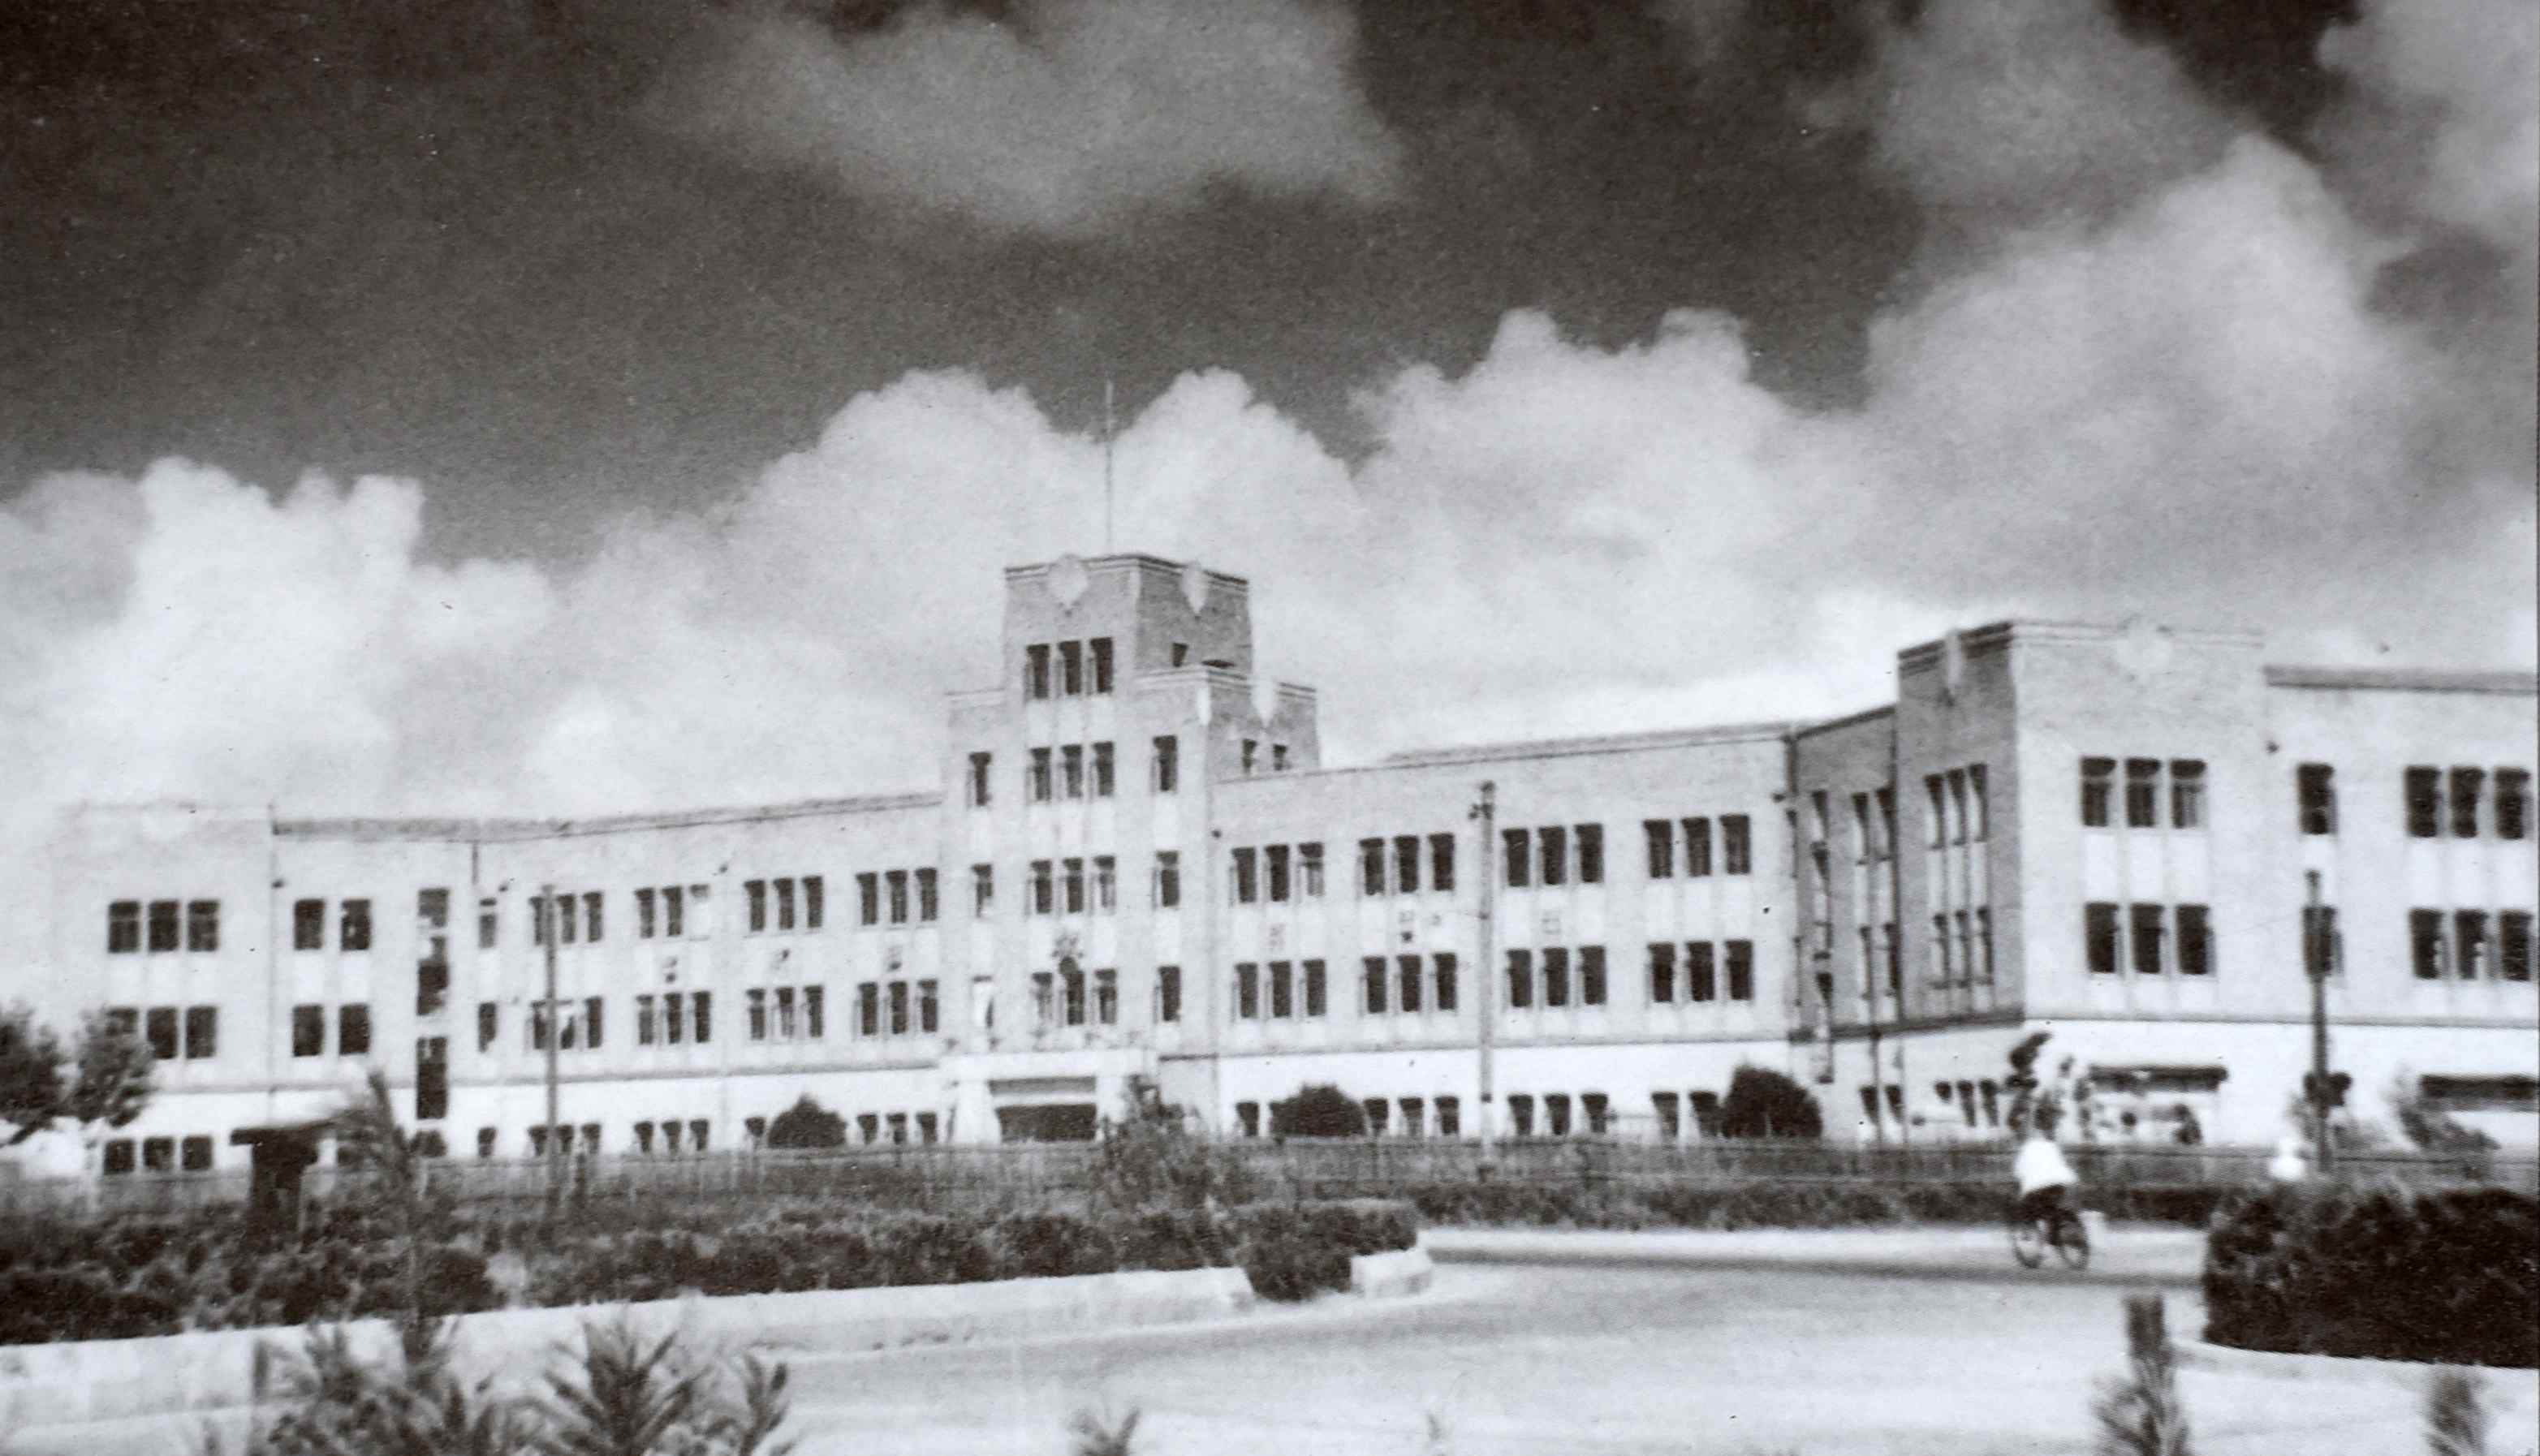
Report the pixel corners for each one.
[7,1136,2530,1221]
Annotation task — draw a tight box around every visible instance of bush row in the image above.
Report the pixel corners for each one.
[2203,1182,2537,1368]
[0,1198,1417,1346]
[1396,1178,2226,1230]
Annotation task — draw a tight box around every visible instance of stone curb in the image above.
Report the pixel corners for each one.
[2176,1338,2534,1390]
[1421,1233,2200,1288]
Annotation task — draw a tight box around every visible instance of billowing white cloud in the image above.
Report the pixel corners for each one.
[2,0,2529,866]
[655,0,1403,235]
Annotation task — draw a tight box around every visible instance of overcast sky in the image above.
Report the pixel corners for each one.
[2,0,2533,824]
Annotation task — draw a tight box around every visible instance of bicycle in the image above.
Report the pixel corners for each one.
[2007,1194,2091,1271]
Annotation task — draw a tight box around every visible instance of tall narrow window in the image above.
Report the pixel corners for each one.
[1684,818,1712,877]
[1361,838,1386,896]
[1154,852,1180,909]
[2124,760,2161,828]
[747,880,767,933]
[1433,954,1457,1012]
[1029,747,1053,803]
[1232,847,1258,905]
[1061,744,1084,799]
[2499,912,2533,983]
[1538,826,1567,887]
[2496,769,2530,841]
[1926,775,1947,847]
[2410,909,2446,979]
[1093,969,1116,1025]
[1724,941,1753,1002]
[1025,644,1050,700]
[1430,833,1456,893]
[1541,947,1569,1007]
[1645,821,1675,879]
[1395,835,1421,894]
[1266,845,1291,903]
[1686,942,1717,1002]
[859,982,881,1036]
[2129,904,2166,975]
[1504,828,1531,888]
[1304,959,1327,1018]
[292,1006,325,1058]
[1059,640,1084,696]
[1362,956,1388,1014]
[1580,946,1607,1006]
[1241,739,1257,775]
[2405,766,2441,838]
[891,979,913,1034]
[2081,757,2115,827]
[636,996,657,1046]
[1235,963,1260,1020]
[1063,858,1085,915]
[2449,768,2485,838]
[2171,760,2206,829]
[1093,741,1115,798]
[1090,637,1114,694]
[1031,860,1054,915]
[973,864,994,917]
[292,899,325,951]
[340,899,372,952]
[183,1006,220,1059]
[1506,949,1533,1009]
[1398,954,1422,1013]
[147,899,179,953]
[748,988,768,1041]
[1648,943,1676,1004]
[1576,825,1603,884]
[144,1007,179,1061]
[808,984,827,1038]
[2297,764,2336,835]
[1946,771,1969,844]
[804,875,823,929]
[1299,842,1324,898]
[968,752,993,808]
[1721,816,1752,876]
[1269,961,1294,1019]
[2085,903,2119,975]
[1158,965,1182,1022]
[2456,911,2490,980]
[636,888,657,939]
[2176,905,2211,976]
[887,869,909,924]
[858,872,880,926]
[1152,736,1178,794]
[1091,858,1115,913]
[186,900,220,953]
[917,868,939,922]
[1969,765,1989,841]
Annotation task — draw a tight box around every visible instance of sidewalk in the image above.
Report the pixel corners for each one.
[1423,1222,2207,1286]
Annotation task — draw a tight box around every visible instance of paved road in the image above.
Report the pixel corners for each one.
[783,1260,2501,1456]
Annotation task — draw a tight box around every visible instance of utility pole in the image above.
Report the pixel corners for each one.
[1470,781,1498,1161]
[2303,870,2335,1174]
[541,882,563,1216]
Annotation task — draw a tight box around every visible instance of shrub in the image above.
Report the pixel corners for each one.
[765,1095,847,1150]
[1270,1084,1367,1139]
[991,1212,1123,1279]
[2203,1182,2538,1368]
[1717,1066,1823,1139]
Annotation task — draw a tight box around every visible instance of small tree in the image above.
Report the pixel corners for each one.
[2094,1293,2193,1456]
[1089,1075,1253,1211]
[63,1010,156,1137]
[765,1096,847,1150]
[1716,1066,1822,1139]
[0,1002,64,1140]
[1270,1083,1367,1139]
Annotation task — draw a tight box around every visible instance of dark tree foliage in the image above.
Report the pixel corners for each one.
[1270,1083,1368,1139]
[1716,1065,1822,1140]
[0,1003,64,1140]
[765,1096,846,1150]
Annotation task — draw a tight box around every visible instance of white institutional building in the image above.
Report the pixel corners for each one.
[15,554,2537,1173]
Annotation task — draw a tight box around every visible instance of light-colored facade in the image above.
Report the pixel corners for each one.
[12,555,2536,1171]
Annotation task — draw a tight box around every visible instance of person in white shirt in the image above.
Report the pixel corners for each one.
[2014,1126,2080,1228]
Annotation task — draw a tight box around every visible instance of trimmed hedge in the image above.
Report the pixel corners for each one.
[0,1197,1419,1345]
[2202,1182,2538,1368]
[1398,1178,2225,1230]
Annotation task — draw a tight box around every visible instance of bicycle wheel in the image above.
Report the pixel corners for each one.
[2007,1210,2046,1269]
[2053,1213,2091,1271]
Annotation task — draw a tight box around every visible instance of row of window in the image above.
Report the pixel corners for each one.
[743,984,826,1041]
[1027,742,1118,802]
[106,899,221,954]
[2084,902,2214,977]
[1228,1094,1467,1139]
[1922,766,1991,847]
[101,1006,217,1061]
[1504,825,1606,886]
[744,877,824,933]
[2408,909,2535,982]
[100,1134,217,1174]
[2402,766,2532,841]
[290,1004,370,1058]
[2081,758,2207,830]
[1026,856,1122,915]
[1231,843,1322,903]
[1022,637,1115,700]
[1632,816,1754,882]
[1027,966,1120,1028]
[1645,941,1762,1006]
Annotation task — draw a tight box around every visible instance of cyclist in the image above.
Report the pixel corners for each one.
[2014,1125,2081,1236]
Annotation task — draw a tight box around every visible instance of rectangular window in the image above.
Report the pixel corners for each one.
[858,982,880,1036]
[1026,644,1050,700]
[2176,905,2211,976]
[804,875,824,930]
[1430,833,1456,893]
[2129,904,2166,975]
[891,979,914,1034]
[140,898,176,954]
[1359,955,1386,1014]
[1152,736,1178,794]
[1062,744,1085,799]
[1361,838,1386,896]
[2151,763,2201,835]
[1093,969,1116,1026]
[1926,775,1946,847]
[1399,1098,1425,1139]
[1435,1096,1462,1138]
[1580,946,1607,1006]
[748,988,768,1042]
[1648,942,1676,1003]
[2298,765,2336,835]
[477,1001,498,1051]
[2450,768,2485,838]
[184,1005,218,1060]
[1977,907,1995,982]
[1031,860,1054,915]
[857,872,880,926]
[1299,842,1324,898]
[1679,818,1710,877]
[1576,825,1603,884]
[972,864,994,917]
[1969,765,1989,840]
[1686,942,1717,1002]
[1232,847,1258,905]
[1722,816,1752,876]
[102,1139,136,1176]
[663,993,684,1045]
[1538,826,1567,887]
[1090,637,1113,694]
[143,1006,178,1062]
[2456,910,2490,980]
[1506,1095,1533,1138]
[2500,911,2532,983]
[2406,766,2442,838]
[1398,954,1422,1014]
[807,984,827,1038]
[2124,759,2161,828]
[291,1005,326,1058]
[2497,769,2530,841]
[582,997,603,1049]
[1503,828,1530,888]
[1029,747,1053,803]
[691,992,711,1044]
[2411,909,2446,979]
[1158,965,1182,1022]
[1725,941,1753,1002]
[772,878,794,932]
[1433,953,1457,1012]
[1645,820,1675,879]
[1933,914,1953,984]
[1091,858,1115,914]
[880,869,906,924]
[2081,757,2115,827]
[2086,902,2120,975]
[663,885,684,938]
[1946,771,1969,844]
[1153,852,1179,909]
[1093,741,1115,798]
[917,868,939,922]
[1507,949,1534,1009]
[329,898,368,952]
[1266,844,1291,902]
[322,1003,364,1058]
[1394,835,1421,894]
[1304,958,1327,1018]
[636,888,657,939]
[1235,1102,1261,1139]
[747,880,767,933]
[918,980,938,1033]
[636,995,657,1046]
[1542,947,1569,1007]
[287,898,322,951]
[968,751,993,808]
[1059,640,1083,696]
[1235,963,1260,1020]
[1063,859,1085,915]
[1272,743,1289,773]
[1241,739,1258,775]
[97,902,135,958]
[1269,961,1293,1019]
[185,899,219,953]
